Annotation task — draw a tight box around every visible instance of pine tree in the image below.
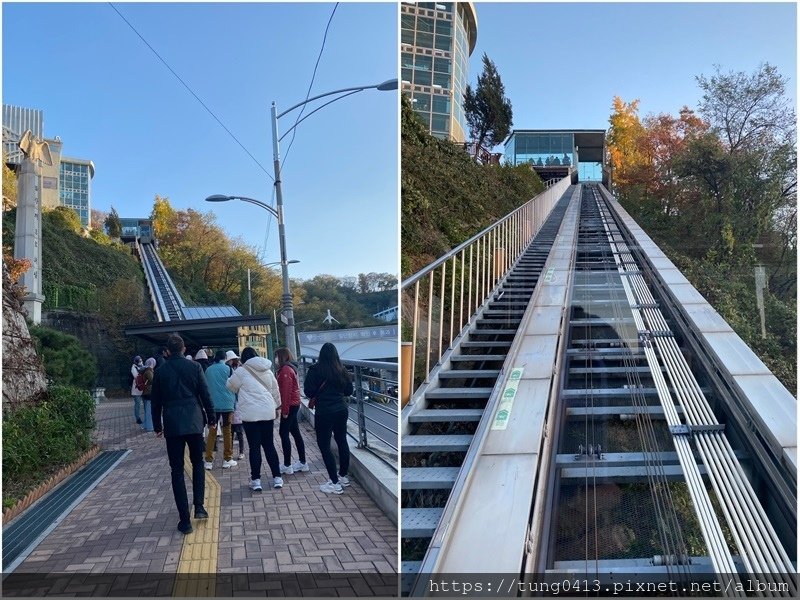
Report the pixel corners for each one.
[463,53,513,159]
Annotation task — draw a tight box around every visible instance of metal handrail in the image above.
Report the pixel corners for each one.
[401,175,572,399]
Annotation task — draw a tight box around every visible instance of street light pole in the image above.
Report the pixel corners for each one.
[210,79,397,361]
[270,102,297,359]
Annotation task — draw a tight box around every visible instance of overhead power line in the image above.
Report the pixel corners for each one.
[108,2,274,181]
[280,2,339,170]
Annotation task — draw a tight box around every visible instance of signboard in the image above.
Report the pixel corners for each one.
[491,367,524,430]
[298,325,398,344]
[544,267,555,283]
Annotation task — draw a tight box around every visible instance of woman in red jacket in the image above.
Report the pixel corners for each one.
[274,347,308,474]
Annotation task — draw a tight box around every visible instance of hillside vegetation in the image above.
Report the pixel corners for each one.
[148,195,397,329]
[608,64,796,392]
[402,96,544,277]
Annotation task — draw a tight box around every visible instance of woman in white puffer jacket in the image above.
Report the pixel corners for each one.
[226,347,283,491]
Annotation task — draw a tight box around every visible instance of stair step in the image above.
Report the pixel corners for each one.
[401,434,473,453]
[426,387,493,400]
[409,409,485,423]
[439,369,501,379]
[450,354,507,362]
[475,320,520,328]
[402,467,460,490]
[469,329,518,336]
[401,508,444,538]
[460,340,513,348]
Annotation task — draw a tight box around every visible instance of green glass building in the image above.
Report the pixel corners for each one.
[401,2,478,142]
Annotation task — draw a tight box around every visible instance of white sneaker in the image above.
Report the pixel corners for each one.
[319,480,344,495]
[280,464,294,475]
[292,461,310,472]
[250,479,262,492]
[204,461,213,470]
[238,453,245,460]
[339,475,351,487]
[273,477,284,489]
[222,459,237,469]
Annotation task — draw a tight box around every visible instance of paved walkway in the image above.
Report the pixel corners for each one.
[6,398,397,596]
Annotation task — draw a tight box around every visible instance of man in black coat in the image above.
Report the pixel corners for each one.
[151,334,215,534]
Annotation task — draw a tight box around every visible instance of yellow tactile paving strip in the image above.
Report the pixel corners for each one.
[172,452,220,597]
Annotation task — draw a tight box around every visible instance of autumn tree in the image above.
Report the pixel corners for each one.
[463,53,513,158]
[607,97,650,192]
[2,154,17,211]
[90,209,108,230]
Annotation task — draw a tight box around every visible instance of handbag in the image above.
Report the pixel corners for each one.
[308,380,327,410]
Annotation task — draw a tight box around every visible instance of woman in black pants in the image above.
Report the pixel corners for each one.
[303,342,354,494]
[274,347,308,474]
[226,347,283,491]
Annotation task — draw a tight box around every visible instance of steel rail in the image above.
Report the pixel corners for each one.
[598,190,796,596]
[593,189,743,589]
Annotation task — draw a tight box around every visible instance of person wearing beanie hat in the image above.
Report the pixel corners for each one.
[131,356,145,426]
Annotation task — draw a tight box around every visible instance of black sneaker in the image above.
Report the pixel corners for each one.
[194,506,209,519]
[136,418,142,425]
[177,521,193,535]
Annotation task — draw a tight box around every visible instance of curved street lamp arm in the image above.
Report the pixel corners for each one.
[277,84,380,119]
[233,196,279,219]
[279,89,364,143]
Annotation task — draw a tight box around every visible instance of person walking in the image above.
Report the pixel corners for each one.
[226,350,245,459]
[273,347,309,475]
[226,347,283,491]
[131,356,145,426]
[141,358,156,433]
[303,342,354,495]
[151,334,215,535]
[204,350,237,469]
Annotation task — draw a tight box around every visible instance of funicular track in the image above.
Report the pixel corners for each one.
[400,189,573,583]
[534,185,796,595]
[138,241,185,322]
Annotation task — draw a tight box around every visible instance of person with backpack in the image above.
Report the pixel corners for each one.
[303,342,354,495]
[141,358,156,432]
[131,356,145,427]
[226,347,283,491]
[274,347,308,475]
[203,351,237,469]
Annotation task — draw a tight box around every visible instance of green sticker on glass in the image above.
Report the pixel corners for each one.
[492,367,524,430]
[544,267,555,283]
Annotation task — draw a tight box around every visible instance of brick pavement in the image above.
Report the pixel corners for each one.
[7,398,398,596]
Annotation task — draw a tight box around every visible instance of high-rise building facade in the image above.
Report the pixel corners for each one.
[3,104,94,227]
[59,158,94,228]
[2,105,43,163]
[401,2,477,142]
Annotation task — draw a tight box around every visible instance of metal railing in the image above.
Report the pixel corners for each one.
[401,175,572,401]
[299,356,398,468]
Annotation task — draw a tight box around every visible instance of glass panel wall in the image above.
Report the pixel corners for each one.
[579,162,603,181]
[509,132,575,167]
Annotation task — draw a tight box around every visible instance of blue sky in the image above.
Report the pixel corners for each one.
[470,2,797,138]
[2,2,398,280]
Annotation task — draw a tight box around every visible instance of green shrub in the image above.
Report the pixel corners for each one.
[2,385,95,506]
[29,325,98,389]
[47,206,83,234]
